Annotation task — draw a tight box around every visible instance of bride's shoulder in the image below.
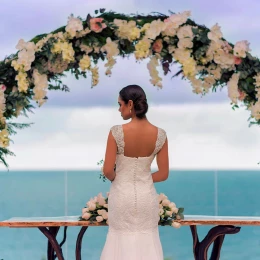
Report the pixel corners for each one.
[110,125,121,130]
[110,125,122,136]
[151,124,166,134]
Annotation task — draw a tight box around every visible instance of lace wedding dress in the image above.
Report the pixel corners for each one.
[100,125,167,260]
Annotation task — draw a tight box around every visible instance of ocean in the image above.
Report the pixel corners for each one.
[0,169,260,260]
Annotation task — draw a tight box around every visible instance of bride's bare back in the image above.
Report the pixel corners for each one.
[122,122,159,158]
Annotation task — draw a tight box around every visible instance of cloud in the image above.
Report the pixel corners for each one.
[3,103,260,171]
[42,56,229,107]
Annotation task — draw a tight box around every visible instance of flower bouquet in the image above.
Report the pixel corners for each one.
[158,193,184,228]
[79,192,109,224]
[80,192,184,228]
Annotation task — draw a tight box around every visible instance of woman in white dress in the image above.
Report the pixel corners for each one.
[100,85,169,260]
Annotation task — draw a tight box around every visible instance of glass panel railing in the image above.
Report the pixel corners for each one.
[0,169,260,259]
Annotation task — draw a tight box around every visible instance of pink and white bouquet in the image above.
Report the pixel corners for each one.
[80,192,109,224]
[158,193,184,228]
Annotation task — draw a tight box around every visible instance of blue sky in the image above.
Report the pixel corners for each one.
[0,0,260,170]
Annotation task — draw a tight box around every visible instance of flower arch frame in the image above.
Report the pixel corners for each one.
[0,9,260,166]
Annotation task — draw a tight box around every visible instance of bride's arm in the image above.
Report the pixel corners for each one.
[103,130,117,181]
[152,138,169,183]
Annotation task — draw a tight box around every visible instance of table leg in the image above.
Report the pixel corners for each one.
[190,225,241,260]
[38,226,65,260]
[75,226,89,260]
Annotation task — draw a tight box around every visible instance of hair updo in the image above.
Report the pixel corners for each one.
[119,85,148,119]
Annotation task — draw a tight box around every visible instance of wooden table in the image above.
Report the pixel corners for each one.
[2,215,259,260]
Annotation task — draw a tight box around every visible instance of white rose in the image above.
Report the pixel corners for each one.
[159,209,164,215]
[16,39,26,50]
[171,221,181,228]
[97,193,106,206]
[171,207,179,214]
[96,216,104,222]
[101,37,119,58]
[234,40,251,58]
[82,208,89,215]
[177,25,193,39]
[97,209,106,215]
[165,210,172,217]
[102,211,108,220]
[207,24,223,42]
[87,202,96,211]
[103,203,108,208]
[158,193,167,202]
[177,38,193,49]
[169,202,176,209]
[82,212,91,220]
[162,199,170,207]
[203,76,216,90]
[213,49,235,69]
[145,19,166,40]
[162,25,177,37]
[168,11,191,29]
[172,48,191,64]
[66,16,83,37]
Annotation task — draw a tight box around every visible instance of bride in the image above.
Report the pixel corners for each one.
[100,84,169,260]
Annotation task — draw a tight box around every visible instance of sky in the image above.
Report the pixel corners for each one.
[0,0,260,170]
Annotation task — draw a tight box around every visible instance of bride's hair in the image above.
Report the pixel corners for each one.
[119,85,148,119]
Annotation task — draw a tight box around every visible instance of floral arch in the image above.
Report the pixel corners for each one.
[0,9,259,166]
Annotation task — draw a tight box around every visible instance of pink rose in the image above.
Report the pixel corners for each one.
[234,56,242,65]
[90,18,107,33]
[96,216,104,222]
[152,39,163,53]
[238,89,246,101]
[0,85,6,92]
[82,212,91,220]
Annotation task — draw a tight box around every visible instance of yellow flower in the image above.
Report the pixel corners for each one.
[90,67,99,87]
[114,20,140,42]
[15,71,29,92]
[79,55,91,71]
[134,39,151,60]
[52,40,75,62]
[140,23,151,33]
[11,60,23,71]
[51,40,63,54]
[182,58,197,77]
[0,128,9,148]
[172,49,191,64]
[129,27,141,41]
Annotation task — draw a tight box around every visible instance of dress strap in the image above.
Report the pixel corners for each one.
[110,125,125,154]
[153,128,167,155]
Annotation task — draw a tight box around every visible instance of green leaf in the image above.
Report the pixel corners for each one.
[178,207,184,214]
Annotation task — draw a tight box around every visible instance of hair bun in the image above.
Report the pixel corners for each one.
[134,98,148,119]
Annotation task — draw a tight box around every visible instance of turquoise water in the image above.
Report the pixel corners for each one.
[0,170,260,259]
